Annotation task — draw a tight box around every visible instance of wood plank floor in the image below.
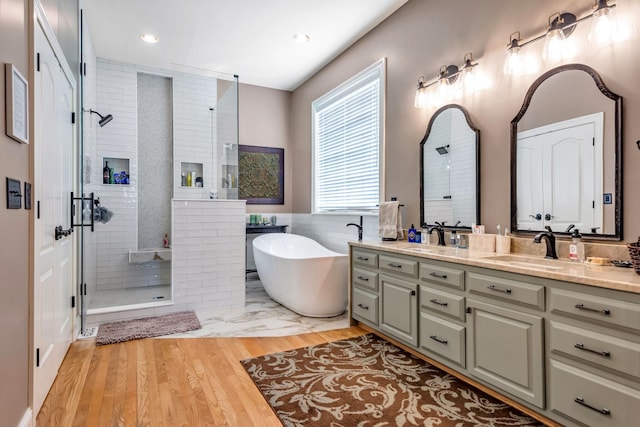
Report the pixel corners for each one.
[36,326,367,427]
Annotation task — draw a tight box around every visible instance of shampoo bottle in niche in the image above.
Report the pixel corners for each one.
[569,229,584,262]
[163,234,170,248]
[407,224,417,243]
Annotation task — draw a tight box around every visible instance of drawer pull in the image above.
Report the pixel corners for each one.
[574,343,611,358]
[574,304,611,316]
[357,256,370,261]
[574,397,611,416]
[487,284,512,294]
[388,263,403,269]
[429,335,448,345]
[357,303,369,310]
[429,298,449,307]
[357,276,369,282]
[429,272,448,279]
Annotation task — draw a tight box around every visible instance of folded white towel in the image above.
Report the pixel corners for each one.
[378,201,403,240]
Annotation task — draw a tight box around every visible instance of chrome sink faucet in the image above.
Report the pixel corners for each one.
[347,216,363,241]
[427,221,446,246]
[533,225,558,259]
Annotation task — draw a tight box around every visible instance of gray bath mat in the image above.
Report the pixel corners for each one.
[95,311,201,345]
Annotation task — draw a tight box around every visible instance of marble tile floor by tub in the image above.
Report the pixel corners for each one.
[89,284,172,310]
[169,276,350,338]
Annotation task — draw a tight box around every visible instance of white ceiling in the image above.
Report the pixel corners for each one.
[81,0,408,91]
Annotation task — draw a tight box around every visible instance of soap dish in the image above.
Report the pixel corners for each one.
[611,260,632,268]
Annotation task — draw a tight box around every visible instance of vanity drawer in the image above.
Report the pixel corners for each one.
[379,254,418,278]
[550,288,640,331]
[467,272,544,310]
[419,286,465,321]
[549,360,640,427]
[419,262,465,290]
[352,288,379,325]
[419,312,465,368]
[550,321,640,378]
[352,249,378,268]
[352,267,378,292]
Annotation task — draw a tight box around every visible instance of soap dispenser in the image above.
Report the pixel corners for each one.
[407,224,417,242]
[569,229,584,262]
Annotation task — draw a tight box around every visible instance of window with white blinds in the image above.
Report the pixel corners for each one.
[312,59,384,213]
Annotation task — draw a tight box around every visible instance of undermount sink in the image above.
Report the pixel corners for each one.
[482,254,575,270]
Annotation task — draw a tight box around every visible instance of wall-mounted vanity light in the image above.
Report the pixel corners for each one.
[414,53,489,108]
[504,0,632,76]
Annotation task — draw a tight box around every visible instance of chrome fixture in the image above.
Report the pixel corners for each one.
[533,226,558,259]
[86,109,113,127]
[414,53,488,108]
[504,1,631,75]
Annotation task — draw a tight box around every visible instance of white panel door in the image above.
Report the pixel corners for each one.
[33,19,75,414]
[517,113,602,233]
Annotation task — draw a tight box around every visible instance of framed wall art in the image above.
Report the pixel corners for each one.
[5,63,29,144]
[238,145,284,204]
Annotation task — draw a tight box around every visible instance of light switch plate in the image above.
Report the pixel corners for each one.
[24,182,32,210]
[6,177,22,209]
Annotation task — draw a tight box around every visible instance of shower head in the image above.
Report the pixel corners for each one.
[89,109,113,127]
[435,145,450,155]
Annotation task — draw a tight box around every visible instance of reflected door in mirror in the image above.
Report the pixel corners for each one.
[517,113,602,233]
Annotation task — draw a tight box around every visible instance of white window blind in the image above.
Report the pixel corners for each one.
[312,59,384,213]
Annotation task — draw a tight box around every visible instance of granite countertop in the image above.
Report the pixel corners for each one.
[349,240,640,295]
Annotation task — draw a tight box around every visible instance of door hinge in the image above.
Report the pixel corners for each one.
[37,201,40,219]
[36,348,40,367]
[83,283,87,296]
[83,62,87,76]
[593,137,595,146]
[71,112,76,124]
[71,295,76,308]
[36,53,40,72]
[593,200,595,209]
[466,307,472,314]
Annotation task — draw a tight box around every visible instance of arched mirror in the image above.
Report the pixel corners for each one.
[511,64,622,240]
[420,104,480,229]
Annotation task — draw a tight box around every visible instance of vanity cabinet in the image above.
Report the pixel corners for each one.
[547,286,640,427]
[418,261,467,368]
[350,243,640,427]
[466,299,544,408]
[351,249,379,327]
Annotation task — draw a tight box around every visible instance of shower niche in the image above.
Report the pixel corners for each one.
[180,162,204,188]
[102,157,130,185]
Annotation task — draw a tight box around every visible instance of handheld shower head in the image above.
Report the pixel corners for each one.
[88,109,113,127]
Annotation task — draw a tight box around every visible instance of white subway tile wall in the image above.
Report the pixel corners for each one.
[171,199,246,314]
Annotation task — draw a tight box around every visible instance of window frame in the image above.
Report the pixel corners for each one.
[311,58,386,215]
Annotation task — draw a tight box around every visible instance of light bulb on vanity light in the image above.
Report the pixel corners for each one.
[588,0,633,45]
[542,13,577,63]
[503,33,540,76]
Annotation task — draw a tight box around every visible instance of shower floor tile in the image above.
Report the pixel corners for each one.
[89,284,171,310]
[168,277,349,338]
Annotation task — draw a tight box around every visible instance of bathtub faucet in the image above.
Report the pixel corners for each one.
[347,216,364,241]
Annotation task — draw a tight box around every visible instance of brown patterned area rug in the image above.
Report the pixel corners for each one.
[95,311,201,345]
[241,333,542,427]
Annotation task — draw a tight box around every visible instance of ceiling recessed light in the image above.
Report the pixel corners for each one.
[140,34,159,44]
[293,33,310,44]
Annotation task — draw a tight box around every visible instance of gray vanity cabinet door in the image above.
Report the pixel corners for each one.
[380,275,418,347]
[466,299,545,408]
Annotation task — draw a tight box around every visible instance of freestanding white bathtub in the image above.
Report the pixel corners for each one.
[252,233,348,317]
